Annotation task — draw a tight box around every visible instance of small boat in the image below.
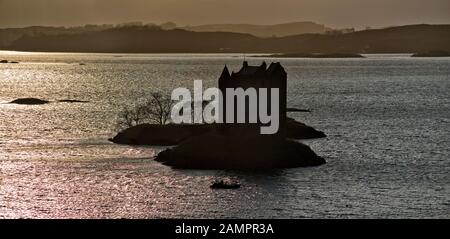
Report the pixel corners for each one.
[210,179,241,189]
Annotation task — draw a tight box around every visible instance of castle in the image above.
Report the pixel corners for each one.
[218,61,287,137]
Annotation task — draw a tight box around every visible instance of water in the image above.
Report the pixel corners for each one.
[0,52,449,218]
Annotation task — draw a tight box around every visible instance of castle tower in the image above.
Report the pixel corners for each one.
[218,61,287,137]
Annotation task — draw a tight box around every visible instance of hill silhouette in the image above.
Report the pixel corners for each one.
[3,24,450,53]
[183,21,332,38]
[0,24,114,49]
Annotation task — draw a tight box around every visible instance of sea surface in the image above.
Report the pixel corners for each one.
[0,52,449,218]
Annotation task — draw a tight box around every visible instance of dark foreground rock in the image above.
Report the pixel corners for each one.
[110,119,326,146]
[9,98,50,105]
[155,133,326,170]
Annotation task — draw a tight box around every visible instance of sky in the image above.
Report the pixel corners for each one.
[1,0,449,29]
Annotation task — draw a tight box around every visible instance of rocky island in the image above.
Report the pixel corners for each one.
[155,133,325,170]
[9,98,50,105]
[1,60,19,64]
[111,62,327,170]
[110,117,325,146]
[8,98,90,105]
[111,120,326,170]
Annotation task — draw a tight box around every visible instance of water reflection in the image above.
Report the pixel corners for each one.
[0,53,449,218]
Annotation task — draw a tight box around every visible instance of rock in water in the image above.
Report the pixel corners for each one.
[57,99,90,103]
[155,132,326,170]
[286,118,326,139]
[9,98,50,105]
[110,124,211,146]
[287,108,311,112]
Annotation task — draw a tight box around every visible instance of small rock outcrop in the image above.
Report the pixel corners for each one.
[286,118,326,139]
[57,99,90,103]
[0,60,19,63]
[287,108,311,112]
[9,98,50,105]
[110,124,211,146]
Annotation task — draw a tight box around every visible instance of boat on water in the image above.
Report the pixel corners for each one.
[210,179,241,189]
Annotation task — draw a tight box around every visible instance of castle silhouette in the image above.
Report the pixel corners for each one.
[218,61,287,137]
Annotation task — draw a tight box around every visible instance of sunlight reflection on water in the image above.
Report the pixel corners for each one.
[0,52,449,218]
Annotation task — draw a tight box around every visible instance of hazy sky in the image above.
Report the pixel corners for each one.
[1,0,449,29]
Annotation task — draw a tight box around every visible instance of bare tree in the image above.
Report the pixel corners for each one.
[116,105,148,129]
[143,92,173,125]
[117,91,173,129]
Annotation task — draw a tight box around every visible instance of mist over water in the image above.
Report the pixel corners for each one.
[0,52,449,218]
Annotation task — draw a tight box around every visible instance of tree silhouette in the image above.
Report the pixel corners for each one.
[117,91,173,129]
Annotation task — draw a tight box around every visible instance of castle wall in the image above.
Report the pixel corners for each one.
[218,62,287,137]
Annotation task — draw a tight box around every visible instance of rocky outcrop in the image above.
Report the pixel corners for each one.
[9,98,50,105]
[110,118,327,170]
[110,118,326,146]
[0,60,19,63]
[286,118,326,139]
[155,132,326,170]
[287,107,311,112]
[57,99,90,103]
[110,124,212,146]
[9,98,89,105]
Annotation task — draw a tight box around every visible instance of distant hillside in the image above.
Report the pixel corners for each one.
[263,24,450,53]
[4,24,450,54]
[183,21,332,38]
[0,25,113,48]
[6,26,260,53]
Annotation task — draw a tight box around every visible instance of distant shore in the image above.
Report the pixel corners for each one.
[2,24,449,54]
[252,53,365,58]
[411,51,450,57]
